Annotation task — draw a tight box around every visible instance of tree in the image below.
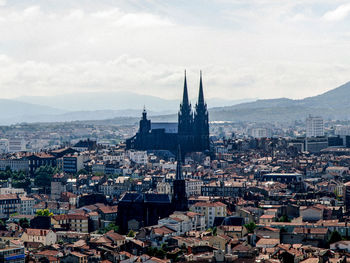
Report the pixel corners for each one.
[34,166,57,190]
[0,168,11,180]
[329,230,342,244]
[207,227,217,236]
[36,209,53,217]
[127,230,135,237]
[99,223,119,234]
[278,215,290,222]
[244,222,256,233]
[13,175,31,189]
[19,218,30,228]
[77,168,88,175]
[155,248,166,259]
[212,226,217,236]
[146,247,166,259]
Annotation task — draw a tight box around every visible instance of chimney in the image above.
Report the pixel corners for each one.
[188,246,192,254]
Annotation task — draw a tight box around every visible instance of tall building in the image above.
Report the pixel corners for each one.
[8,138,26,153]
[0,139,8,153]
[172,146,188,212]
[126,71,210,156]
[306,115,324,138]
[335,125,350,136]
[250,128,272,138]
[51,174,67,200]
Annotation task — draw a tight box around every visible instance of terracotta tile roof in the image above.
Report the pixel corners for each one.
[148,257,169,263]
[20,196,34,201]
[0,194,18,200]
[98,205,118,214]
[260,226,280,232]
[218,225,242,232]
[300,258,319,263]
[256,238,280,246]
[91,236,110,244]
[153,226,175,236]
[294,228,328,235]
[25,228,51,236]
[193,201,226,207]
[232,243,252,252]
[186,211,200,217]
[260,215,275,219]
[35,250,60,257]
[33,153,55,158]
[70,251,87,258]
[105,230,125,242]
[61,192,77,198]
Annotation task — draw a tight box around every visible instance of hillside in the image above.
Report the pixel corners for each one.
[15,92,253,112]
[2,81,350,125]
[207,81,350,122]
[0,99,66,125]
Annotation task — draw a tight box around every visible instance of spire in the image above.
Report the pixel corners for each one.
[182,70,189,107]
[142,105,147,120]
[175,145,182,180]
[198,70,204,105]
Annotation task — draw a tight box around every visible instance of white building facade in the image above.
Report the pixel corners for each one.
[306,115,324,137]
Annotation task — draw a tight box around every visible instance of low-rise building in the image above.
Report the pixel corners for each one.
[21,228,57,246]
[190,201,227,228]
[20,196,35,215]
[0,194,21,218]
[0,243,25,263]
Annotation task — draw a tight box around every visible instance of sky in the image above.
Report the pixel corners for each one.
[0,0,350,101]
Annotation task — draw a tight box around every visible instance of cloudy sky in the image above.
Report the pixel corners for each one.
[1,0,350,101]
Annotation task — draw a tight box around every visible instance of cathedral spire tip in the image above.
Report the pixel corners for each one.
[182,70,189,107]
[198,71,204,105]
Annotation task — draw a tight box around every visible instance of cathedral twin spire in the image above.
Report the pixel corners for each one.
[181,70,205,109]
[180,70,206,114]
[178,70,208,136]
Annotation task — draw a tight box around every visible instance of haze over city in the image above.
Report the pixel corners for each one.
[1,0,350,102]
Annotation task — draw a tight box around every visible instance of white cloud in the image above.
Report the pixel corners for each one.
[0,53,349,104]
[0,1,349,103]
[323,3,350,21]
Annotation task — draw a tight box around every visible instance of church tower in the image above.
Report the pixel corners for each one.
[194,71,210,151]
[178,71,194,155]
[172,145,188,211]
[139,107,151,134]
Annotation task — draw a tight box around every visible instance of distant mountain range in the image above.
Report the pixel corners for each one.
[1,81,350,125]
[15,92,254,112]
[0,92,253,125]
[94,81,350,124]
[207,81,350,122]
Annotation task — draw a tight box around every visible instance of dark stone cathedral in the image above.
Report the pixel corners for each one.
[117,146,188,234]
[126,71,210,156]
